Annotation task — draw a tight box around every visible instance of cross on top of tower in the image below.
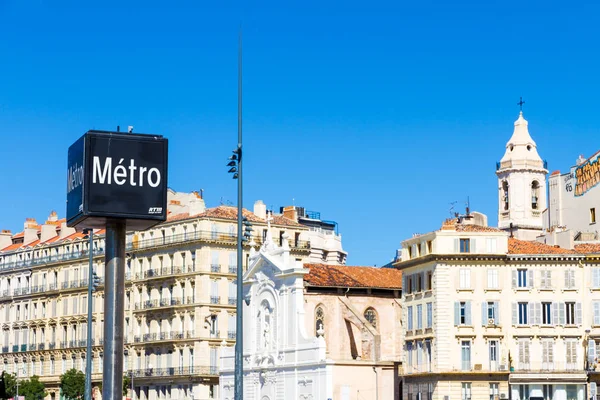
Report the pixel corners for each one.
[517,96,525,111]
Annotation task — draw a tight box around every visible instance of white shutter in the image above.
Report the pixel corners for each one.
[547,270,552,289]
[534,302,541,325]
[453,239,459,253]
[512,270,517,288]
[594,302,600,325]
[564,269,570,288]
[559,302,566,325]
[471,238,477,253]
[527,270,534,288]
[512,303,518,325]
[589,340,597,365]
[552,302,559,326]
[540,270,547,288]
[576,303,582,325]
[594,268,600,289]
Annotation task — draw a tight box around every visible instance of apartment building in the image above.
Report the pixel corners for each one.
[395,215,600,400]
[0,190,337,400]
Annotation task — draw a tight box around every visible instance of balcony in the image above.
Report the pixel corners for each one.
[12,345,18,352]
[0,249,104,272]
[513,361,583,373]
[210,296,220,304]
[228,297,236,305]
[228,330,236,339]
[135,265,196,281]
[1,290,8,297]
[210,330,220,339]
[60,341,67,349]
[20,344,26,352]
[28,344,36,351]
[49,342,56,349]
[1,346,8,353]
[130,365,217,378]
[38,343,45,350]
[134,331,192,343]
[48,283,57,291]
[228,265,237,274]
[211,264,221,273]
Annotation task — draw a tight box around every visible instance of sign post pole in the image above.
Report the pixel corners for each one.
[102,220,126,400]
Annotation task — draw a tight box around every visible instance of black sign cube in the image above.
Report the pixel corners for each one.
[67,130,168,230]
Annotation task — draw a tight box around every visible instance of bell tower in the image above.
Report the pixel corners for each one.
[496,110,548,240]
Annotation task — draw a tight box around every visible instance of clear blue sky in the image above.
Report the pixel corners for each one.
[1,1,599,266]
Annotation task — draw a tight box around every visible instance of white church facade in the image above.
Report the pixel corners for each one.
[219,218,403,400]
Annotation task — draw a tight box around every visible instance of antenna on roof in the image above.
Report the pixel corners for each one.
[449,201,457,218]
[455,197,474,224]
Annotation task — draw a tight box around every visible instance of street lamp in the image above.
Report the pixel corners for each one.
[225,28,244,400]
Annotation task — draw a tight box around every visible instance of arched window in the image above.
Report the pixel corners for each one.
[315,305,325,336]
[502,181,509,211]
[364,307,378,329]
[531,181,540,210]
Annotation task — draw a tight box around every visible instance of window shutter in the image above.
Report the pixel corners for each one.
[594,268,600,289]
[564,269,569,288]
[402,275,407,294]
[454,239,459,253]
[211,280,218,296]
[421,272,426,290]
[512,270,517,288]
[454,302,460,326]
[527,303,533,325]
[527,270,534,288]
[471,238,476,253]
[412,275,417,293]
[536,303,542,325]
[576,303,582,325]
[559,302,566,325]
[512,303,518,325]
[465,302,472,326]
[211,251,219,266]
[540,270,546,288]
[589,340,597,365]
[229,252,236,268]
[594,302,600,325]
[481,302,487,326]
[494,302,500,324]
[552,302,559,326]
[571,270,576,289]
[524,340,530,363]
[518,340,524,364]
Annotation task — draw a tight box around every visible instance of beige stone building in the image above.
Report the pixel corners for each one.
[396,215,600,400]
[0,190,344,400]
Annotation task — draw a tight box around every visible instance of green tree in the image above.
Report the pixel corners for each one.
[59,369,85,400]
[122,374,131,397]
[19,375,47,400]
[2,372,17,399]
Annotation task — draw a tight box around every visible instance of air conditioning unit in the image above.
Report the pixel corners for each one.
[488,318,496,326]
[500,394,507,399]
[498,364,507,371]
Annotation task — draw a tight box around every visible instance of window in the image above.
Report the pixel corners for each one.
[407,276,413,295]
[489,341,498,369]
[542,385,553,400]
[406,342,413,369]
[517,269,528,288]
[594,301,600,326]
[426,303,433,328]
[489,383,499,400]
[542,340,553,369]
[540,270,552,289]
[425,340,432,372]
[461,341,471,371]
[565,302,576,325]
[455,301,471,326]
[532,181,540,209]
[459,239,470,253]
[364,308,377,329]
[486,238,498,253]
[518,302,528,325]
[407,306,413,330]
[564,269,576,289]
[519,385,529,400]
[502,181,509,210]
[542,302,552,325]
[417,273,423,292]
[483,301,499,325]
[592,208,597,224]
[593,268,600,288]
[518,340,530,368]
[461,382,472,400]
[565,339,578,369]
[427,271,433,290]
[487,269,498,289]
[459,269,471,289]
[416,305,422,330]
[315,306,324,334]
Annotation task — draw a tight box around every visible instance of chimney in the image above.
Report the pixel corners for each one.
[282,206,298,222]
[254,200,267,219]
[0,230,12,249]
[59,221,76,239]
[40,216,58,243]
[23,218,39,244]
[188,195,206,216]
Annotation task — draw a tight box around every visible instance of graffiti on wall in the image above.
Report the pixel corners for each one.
[574,154,600,196]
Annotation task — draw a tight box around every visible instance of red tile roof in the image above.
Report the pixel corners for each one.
[198,206,303,227]
[508,238,577,255]
[304,264,402,289]
[574,243,600,254]
[1,243,23,252]
[12,232,24,239]
[440,219,504,233]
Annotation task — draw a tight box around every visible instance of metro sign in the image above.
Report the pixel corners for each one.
[66,130,168,230]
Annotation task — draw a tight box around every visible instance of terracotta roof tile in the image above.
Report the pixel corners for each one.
[1,243,23,252]
[42,235,61,244]
[304,264,402,289]
[12,232,24,239]
[198,206,303,227]
[166,212,191,222]
[574,243,600,254]
[23,240,41,248]
[440,219,504,233]
[508,238,577,255]
[62,232,86,241]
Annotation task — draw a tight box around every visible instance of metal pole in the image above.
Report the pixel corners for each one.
[234,27,244,400]
[15,369,18,400]
[102,220,126,400]
[373,366,378,400]
[85,229,94,400]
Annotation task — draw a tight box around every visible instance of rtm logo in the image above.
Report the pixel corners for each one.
[148,207,163,214]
